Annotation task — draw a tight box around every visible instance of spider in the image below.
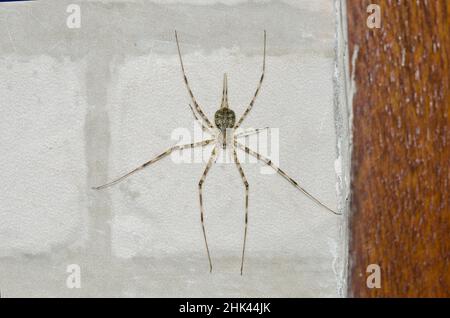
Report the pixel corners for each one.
[93,30,341,275]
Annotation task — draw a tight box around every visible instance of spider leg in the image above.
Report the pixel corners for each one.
[234,141,341,215]
[189,104,214,135]
[175,31,215,129]
[198,145,219,273]
[234,127,270,139]
[232,145,249,275]
[92,139,215,190]
[234,31,266,129]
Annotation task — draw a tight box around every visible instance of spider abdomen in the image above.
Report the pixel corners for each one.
[214,108,236,131]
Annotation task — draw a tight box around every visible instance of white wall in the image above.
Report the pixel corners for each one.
[0,0,349,297]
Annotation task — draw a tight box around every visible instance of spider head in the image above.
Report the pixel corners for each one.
[215,108,236,132]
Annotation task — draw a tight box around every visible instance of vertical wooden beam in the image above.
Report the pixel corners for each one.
[347,0,450,297]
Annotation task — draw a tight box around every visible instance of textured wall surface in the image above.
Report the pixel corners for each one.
[0,0,348,297]
[348,0,450,297]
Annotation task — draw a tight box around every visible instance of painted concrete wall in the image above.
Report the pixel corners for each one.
[0,0,349,297]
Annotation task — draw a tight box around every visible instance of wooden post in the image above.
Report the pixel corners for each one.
[347,0,450,297]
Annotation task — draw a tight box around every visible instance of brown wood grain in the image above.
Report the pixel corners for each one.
[347,0,450,297]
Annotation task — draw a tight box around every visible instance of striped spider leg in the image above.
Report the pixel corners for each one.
[175,30,215,130]
[231,142,249,275]
[188,103,215,136]
[230,129,341,275]
[234,31,266,129]
[233,139,341,216]
[198,145,219,273]
[234,127,270,139]
[92,139,215,190]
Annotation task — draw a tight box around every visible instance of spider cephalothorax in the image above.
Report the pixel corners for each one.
[214,73,236,148]
[214,108,236,131]
[215,107,236,149]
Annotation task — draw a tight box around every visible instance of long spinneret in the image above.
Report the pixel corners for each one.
[93,31,341,275]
